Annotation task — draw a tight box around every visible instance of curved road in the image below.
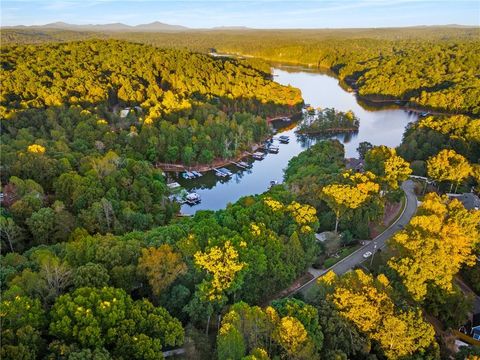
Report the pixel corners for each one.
[298,180,418,295]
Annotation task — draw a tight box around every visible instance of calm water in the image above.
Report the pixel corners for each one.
[178,66,418,214]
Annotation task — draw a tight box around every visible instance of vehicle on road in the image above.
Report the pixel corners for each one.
[363,251,372,258]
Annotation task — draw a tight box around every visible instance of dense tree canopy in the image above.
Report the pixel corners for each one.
[388,193,480,301]
[319,270,438,360]
[0,39,303,253]
[3,27,479,114]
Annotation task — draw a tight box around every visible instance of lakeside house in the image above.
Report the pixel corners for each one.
[447,192,480,210]
[345,158,365,173]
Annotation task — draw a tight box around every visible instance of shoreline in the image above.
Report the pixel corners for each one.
[155,147,259,173]
[262,56,475,117]
[156,112,302,173]
[297,127,359,135]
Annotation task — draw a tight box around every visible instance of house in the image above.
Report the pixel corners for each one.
[447,193,480,211]
[120,108,131,118]
[345,158,365,172]
[472,313,480,341]
[315,232,328,242]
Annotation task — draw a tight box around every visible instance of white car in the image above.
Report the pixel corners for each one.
[363,251,373,259]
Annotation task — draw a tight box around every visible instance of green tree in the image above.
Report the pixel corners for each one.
[49,287,184,358]
[26,207,56,245]
[0,216,25,253]
[0,296,46,360]
[73,263,110,289]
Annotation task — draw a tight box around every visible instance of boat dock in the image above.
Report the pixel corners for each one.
[233,161,251,169]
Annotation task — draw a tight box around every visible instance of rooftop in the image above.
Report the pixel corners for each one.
[448,193,480,210]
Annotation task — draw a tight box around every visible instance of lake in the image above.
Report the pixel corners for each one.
[178,66,418,214]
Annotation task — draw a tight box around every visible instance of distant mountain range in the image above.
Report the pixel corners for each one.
[4,21,189,32]
[3,22,475,32]
[3,21,256,32]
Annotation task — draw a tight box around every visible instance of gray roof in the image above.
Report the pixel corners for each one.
[459,193,480,210]
[345,158,365,171]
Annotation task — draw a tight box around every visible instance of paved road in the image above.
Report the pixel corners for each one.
[298,180,418,295]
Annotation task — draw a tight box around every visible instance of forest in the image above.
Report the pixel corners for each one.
[0,39,302,248]
[1,31,480,359]
[2,135,479,359]
[397,114,480,193]
[2,27,480,114]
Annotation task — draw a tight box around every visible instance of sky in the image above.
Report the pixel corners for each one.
[2,0,479,28]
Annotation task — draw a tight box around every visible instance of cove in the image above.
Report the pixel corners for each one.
[178,65,418,214]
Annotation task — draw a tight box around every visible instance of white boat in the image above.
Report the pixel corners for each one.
[182,171,195,179]
[235,161,251,169]
[218,167,233,176]
[167,182,181,190]
[268,145,279,154]
[214,168,230,177]
[191,171,202,178]
[252,152,265,160]
[185,192,201,204]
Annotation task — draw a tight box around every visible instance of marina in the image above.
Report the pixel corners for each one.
[175,66,417,214]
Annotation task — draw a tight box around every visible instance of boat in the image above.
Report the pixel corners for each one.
[268,180,279,189]
[182,171,196,179]
[214,169,228,177]
[167,182,181,190]
[268,145,279,154]
[420,112,430,117]
[185,192,201,205]
[218,167,233,176]
[191,171,202,178]
[214,168,231,177]
[235,161,251,169]
[252,152,266,160]
[278,135,290,144]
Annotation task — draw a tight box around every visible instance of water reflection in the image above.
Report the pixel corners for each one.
[179,66,418,214]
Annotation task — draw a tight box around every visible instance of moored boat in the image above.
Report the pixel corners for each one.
[252,152,266,160]
[182,171,196,179]
[268,145,279,153]
[185,192,201,204]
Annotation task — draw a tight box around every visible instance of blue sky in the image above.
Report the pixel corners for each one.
[2,0,479,28]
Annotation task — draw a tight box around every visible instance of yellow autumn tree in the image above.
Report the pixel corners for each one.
[427,149,472,193]
[194,241,246,301]
[137,244,187,297]
[322,172,379,232]
[273,316,314,359]
[388,193,480,301]
[321,269,436,360]
[286,201,317,233]
[365,146,412,190]
[27,144,46,154]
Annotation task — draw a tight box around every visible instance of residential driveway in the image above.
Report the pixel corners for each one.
[298,180,418,295]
